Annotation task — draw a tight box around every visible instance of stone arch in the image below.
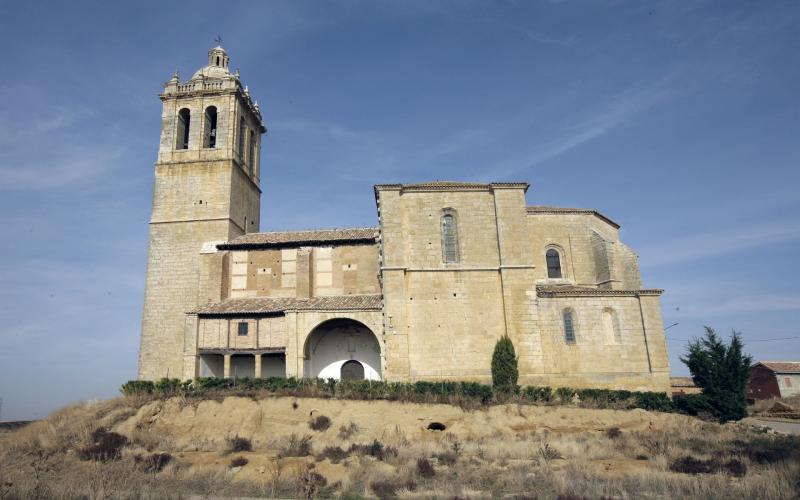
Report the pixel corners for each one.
[203,106,218,148]
[303,318,381,380]
[176,108,191,150]
[440,207,460,263]
[544,243,566,279]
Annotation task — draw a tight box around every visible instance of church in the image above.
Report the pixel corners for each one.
[138,45,671,393]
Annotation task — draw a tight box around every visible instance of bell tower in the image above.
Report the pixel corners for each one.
[138,44,266,380]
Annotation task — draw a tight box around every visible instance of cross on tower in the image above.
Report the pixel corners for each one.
[215,35,223,45]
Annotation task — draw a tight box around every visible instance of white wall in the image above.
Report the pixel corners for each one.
[777,373,800,398]
[199,354,224,377]
[304,320,381,380]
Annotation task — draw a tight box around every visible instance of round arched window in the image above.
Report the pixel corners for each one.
[546,249,562,278]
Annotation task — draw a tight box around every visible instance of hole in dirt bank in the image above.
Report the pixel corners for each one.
[427,422,447,431]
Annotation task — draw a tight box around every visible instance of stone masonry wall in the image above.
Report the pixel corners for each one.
[377,184,670,392]
[139,219,238,380]
[223,244,379,299]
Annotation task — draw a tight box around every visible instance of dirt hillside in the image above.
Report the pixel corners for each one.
[2,395,798,499]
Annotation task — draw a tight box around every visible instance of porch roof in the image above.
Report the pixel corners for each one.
[217,227,378,250]
[193,294,383,316]
[536,285,663,297]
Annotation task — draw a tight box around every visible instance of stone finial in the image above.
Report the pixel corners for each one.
[169,70,179,84]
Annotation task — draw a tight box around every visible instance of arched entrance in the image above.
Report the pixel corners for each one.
[341,360,365,380]
[303,318,381,380]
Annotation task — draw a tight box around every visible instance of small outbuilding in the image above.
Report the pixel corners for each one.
[746,362,800,400]
[670,376,701,397]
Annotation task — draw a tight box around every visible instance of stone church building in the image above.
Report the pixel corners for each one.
[138,46,671,392]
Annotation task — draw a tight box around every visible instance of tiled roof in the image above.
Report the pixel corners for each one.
[193,294,382,316]
[670,376,696,387]
[218,228,378,249]
[374,181,529,193]
[526,206,620,229]
[536,285,663,297]
[757,362,800,374]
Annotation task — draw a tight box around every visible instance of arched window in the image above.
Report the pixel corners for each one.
[176,108,191,150]
[602,308,622,344]
[563,308,576,343]
[237,116,245,156]
[204,106,218,148]
[248,130,256,173]
[546,248,562,279]
[441,211,459,263]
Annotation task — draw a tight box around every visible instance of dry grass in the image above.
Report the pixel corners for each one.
[1,395,798,499]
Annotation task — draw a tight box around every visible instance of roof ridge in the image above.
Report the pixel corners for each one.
[245,226,378,235]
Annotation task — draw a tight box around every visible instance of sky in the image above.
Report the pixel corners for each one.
[0,0,798,421]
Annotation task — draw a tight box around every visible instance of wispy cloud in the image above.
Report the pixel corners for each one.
[641,220,800,268]
[0,98,125,191]
[0,146,125,191]
[481,77,675,180]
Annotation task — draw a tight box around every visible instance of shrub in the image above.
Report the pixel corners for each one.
[317,446,349,463]
[153,378,185,395]
[605,427,622,439]
[309,415,332,431]
[226,435,252,453]
[417,457,435,477]
[737,435,800,464]
[348,440,397,461]
[230,456,249,468]
[337,422,359,439]
[673,394,715,417]
[433,451,458,466]
[118,377,677,414]
[77,428,128,462]
[279,434,313,458]
[461,382,493,404]
[298,466,327,499]
[371,480,399,499]
[538,443,563,462]
[523,386,553,403]
[135,453,172,473]
[632,391,673,412]
[668,455,746,477]
[725,458,747,477]
[680,327,752,422]
[491,335,519,392]
[120,380,154,396]
[556,387,577,404]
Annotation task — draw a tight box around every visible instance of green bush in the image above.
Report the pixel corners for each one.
[632,391,673,412]
[555,387,577,403]
[673,394,714,417]
[120,380,154,396]
[523,386,553,403]
[491,335,518,393]
[119,378,672,414]
[680,327,752,422]
[153,378,184,395]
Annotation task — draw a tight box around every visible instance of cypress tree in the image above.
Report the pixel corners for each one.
[680,327,752,422]
[491,335,519,392]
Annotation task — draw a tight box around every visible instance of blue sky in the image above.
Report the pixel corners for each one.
[0,1,798,420]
